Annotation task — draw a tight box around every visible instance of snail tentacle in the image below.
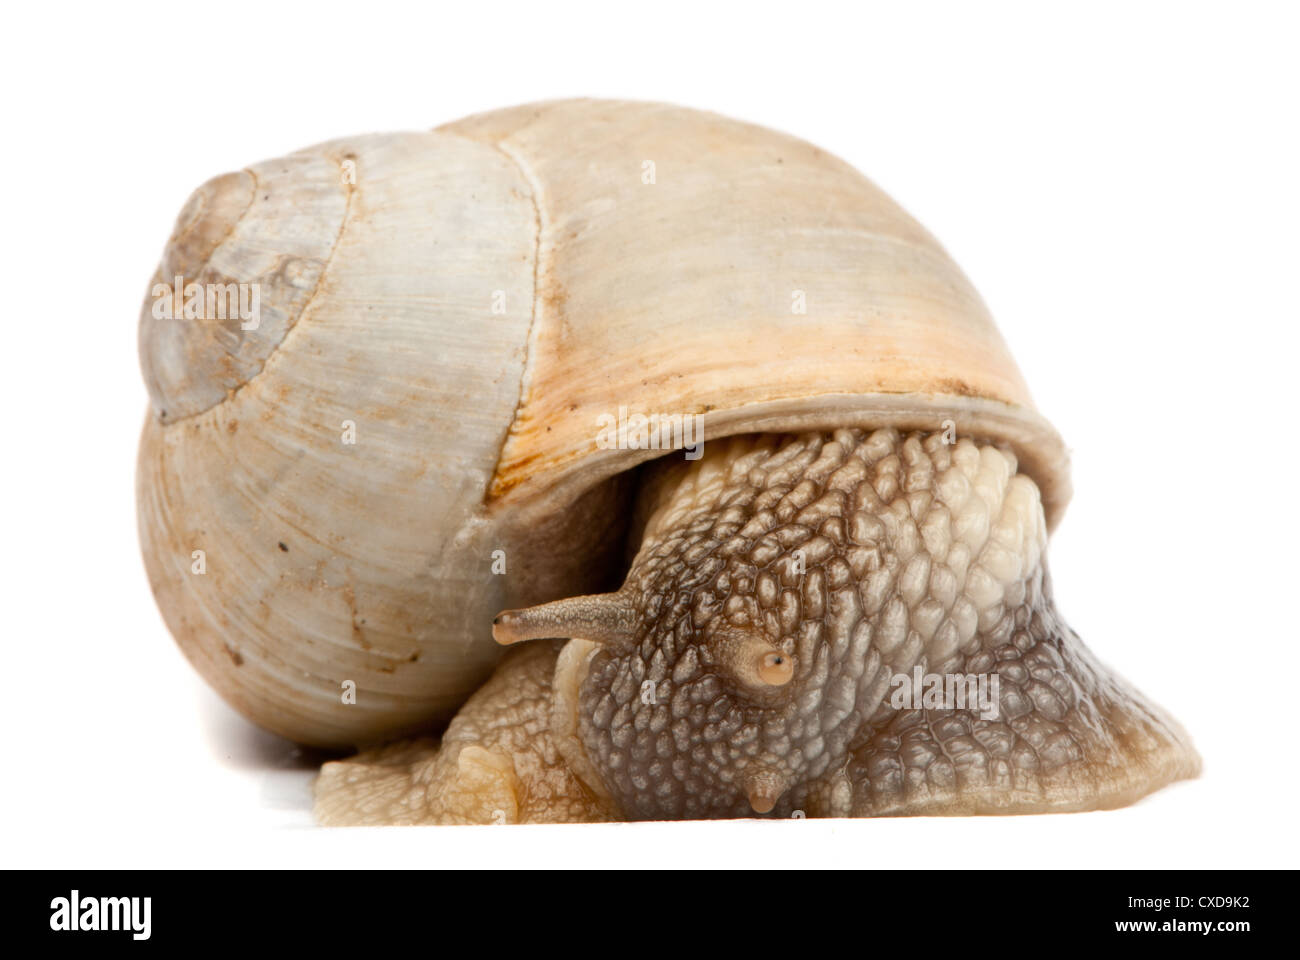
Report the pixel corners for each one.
[492,594,638,649]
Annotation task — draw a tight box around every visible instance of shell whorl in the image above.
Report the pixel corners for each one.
[139,153,351,422]
[136,133,548,747]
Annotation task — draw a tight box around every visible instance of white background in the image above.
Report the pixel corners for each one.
[2,1,1296,868]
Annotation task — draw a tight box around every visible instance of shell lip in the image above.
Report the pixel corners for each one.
[490,390,1072,533]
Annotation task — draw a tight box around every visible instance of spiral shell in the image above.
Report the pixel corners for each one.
[137,100,1067,748]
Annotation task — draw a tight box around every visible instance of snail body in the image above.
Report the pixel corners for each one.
[137,100,1198,821]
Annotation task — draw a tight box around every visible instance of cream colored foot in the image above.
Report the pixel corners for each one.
[315,640,619,825]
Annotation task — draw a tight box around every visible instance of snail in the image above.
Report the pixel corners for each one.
[136,99,1199,823]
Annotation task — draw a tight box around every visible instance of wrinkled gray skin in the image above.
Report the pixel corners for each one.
[317,428,1199,823]
[575,429,1198,819]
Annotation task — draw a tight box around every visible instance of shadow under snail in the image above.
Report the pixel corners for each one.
[135,99,1199,823]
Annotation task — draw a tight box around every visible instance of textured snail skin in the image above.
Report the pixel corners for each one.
[315,640,617,825]
[314,430,1199,822]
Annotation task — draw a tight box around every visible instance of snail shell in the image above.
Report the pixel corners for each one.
[137,99,1069,748]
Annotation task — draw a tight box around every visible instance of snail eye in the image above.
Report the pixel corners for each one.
[757,651,794,686]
